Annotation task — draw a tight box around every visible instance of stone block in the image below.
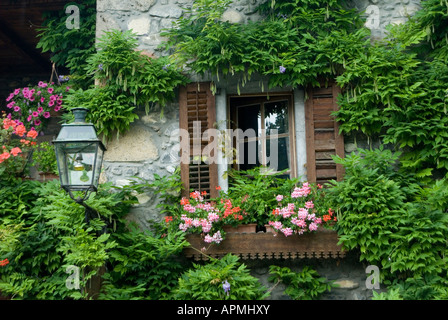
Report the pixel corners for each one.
[115,179,133,188]
[141,34,168,47]
[96,13,121,40]
[150,5,183,18]
[111,167,123,175]
[136,192,153,205]
[333,279,360,290]
[141,112,165,124]
[97,0,156,12]
[104,125,159,162]
[164,123,179,137]
[221,9,243,23]
[166,165,176,173]
[128,16,150,35]
[344,142,357,153]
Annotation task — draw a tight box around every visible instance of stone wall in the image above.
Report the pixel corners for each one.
[101,103,181,229]
[96,0,422,57]
[95,0,422,229]
[95,0,421,299]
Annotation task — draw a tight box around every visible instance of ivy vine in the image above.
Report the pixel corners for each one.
[163,0,448,178]
[64,30,188,140]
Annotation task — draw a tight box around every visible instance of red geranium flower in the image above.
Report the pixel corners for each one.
[0,259,9,267]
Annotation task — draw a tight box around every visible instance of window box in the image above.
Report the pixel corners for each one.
[184,228,344,261]
[222,223,257,234]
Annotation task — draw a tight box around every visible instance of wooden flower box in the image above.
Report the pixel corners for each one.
[222,223,257,233]
[184,228,345,261]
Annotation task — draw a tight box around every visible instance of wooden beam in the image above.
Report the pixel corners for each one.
[0,19,50,72]
[0,0,72,10]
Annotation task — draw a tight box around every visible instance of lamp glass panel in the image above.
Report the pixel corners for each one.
[92,146,104,189]
[55,142,98,189]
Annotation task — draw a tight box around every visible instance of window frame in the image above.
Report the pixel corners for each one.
[227,92,297,179]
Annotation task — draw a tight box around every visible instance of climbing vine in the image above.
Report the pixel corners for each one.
[164,0,448,178]
[163,0,366,92]
[64,30,188,140]
[335,0,448,178]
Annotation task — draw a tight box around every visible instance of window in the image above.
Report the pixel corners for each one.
[229,94,296,179]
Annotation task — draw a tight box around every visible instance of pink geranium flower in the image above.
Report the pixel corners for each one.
[10,147,22,157]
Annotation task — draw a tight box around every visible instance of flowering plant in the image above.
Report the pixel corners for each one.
[267,182,336,237]
[214,186,255,227]
[165,188,254,245]
[166,190,224,244]
[0,112,38,179]
[5,81,66,133]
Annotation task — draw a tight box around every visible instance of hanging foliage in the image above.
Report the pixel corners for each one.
[163,0,448,178]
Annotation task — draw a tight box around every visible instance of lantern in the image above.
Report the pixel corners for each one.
[53,107,106,202]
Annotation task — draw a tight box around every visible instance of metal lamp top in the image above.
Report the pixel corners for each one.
[53,108,106,149]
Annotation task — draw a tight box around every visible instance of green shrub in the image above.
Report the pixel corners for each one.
[36,0,97,90]
[64,29,188,140]
[373,274,448,300]
[100,229,189,300]
[0,179,190,300]
[268,265,333,300]
[172,253,269,300]
[326,148,448,297]
[32,142,58,175]
[384,178,448,278]
[227,166,301,226]
[326,149,408,269]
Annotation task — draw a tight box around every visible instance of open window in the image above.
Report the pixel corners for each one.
[229,93,296,179]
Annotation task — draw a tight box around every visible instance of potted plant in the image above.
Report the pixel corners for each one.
[31,141,59,181]
[165,188,260,245]
[226,166,302,229]
[266,182,336,236]
[214,187,257,234]
[4,80,66,133]
[165,190,225,245]
[0,112,38,181]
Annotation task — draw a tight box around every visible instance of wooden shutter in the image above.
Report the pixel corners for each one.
[305,83,345,184]
[179,82,219,198]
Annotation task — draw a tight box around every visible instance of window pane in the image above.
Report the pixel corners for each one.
[237,104,261,137]
[266,137,290,172]
[237,140,260,171]
[264,100,288,135]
